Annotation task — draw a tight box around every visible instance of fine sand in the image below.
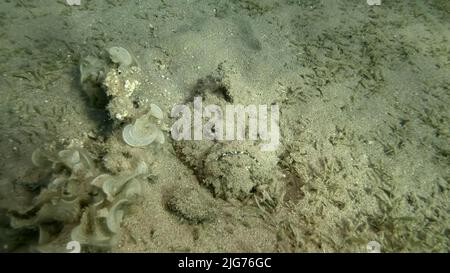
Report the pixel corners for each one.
[0,0,448,252]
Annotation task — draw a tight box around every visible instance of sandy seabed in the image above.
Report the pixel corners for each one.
[0,0,448,253]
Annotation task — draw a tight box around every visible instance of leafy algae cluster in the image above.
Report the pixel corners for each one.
[6,46,163,252]
[8,146,149,251]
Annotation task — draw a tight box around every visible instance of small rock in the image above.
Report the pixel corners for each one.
[167,186,216,224]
